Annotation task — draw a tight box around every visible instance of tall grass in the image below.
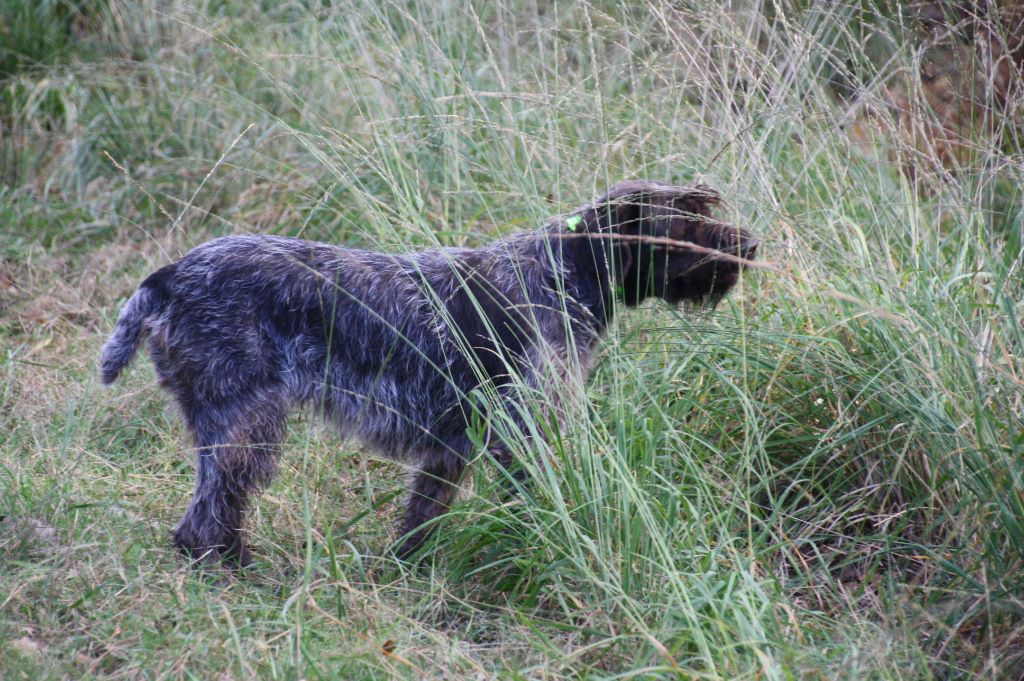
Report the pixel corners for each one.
[2,1,1022,678]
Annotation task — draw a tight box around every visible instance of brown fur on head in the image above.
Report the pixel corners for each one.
[573,180,757,307]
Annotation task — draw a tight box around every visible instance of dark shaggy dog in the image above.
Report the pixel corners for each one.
[100,180,757,566]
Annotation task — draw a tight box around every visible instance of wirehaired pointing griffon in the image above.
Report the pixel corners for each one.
[101,180,758,566]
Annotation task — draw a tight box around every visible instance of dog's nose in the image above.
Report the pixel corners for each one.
[739,237,759,261]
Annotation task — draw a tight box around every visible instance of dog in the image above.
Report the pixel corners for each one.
[100,180,757,566]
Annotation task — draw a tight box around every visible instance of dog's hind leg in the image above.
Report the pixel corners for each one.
[395,451,466,559]
[172,399,286,567]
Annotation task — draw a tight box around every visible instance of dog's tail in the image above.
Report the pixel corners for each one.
[100,265,174,385]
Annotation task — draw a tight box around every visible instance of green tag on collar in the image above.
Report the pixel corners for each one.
[566,215,582,231]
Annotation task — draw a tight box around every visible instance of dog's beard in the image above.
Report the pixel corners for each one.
[663,265,741,308]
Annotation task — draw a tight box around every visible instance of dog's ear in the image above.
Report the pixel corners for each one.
[581,181,720,234]
[662,185,721,241]
[670,184,720,220]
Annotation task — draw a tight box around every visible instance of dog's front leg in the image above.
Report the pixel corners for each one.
[491,445,530,496]
[394,451,466,559]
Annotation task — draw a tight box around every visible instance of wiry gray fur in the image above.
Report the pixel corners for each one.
[101,180,757,566]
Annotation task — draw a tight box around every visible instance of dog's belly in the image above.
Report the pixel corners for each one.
[316,361,470,461]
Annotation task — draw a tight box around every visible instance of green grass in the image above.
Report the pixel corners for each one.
[2,1,1023,678]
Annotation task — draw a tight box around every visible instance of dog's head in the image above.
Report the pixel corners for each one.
[571,180,757,307]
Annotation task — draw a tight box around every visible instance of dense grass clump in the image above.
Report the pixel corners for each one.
[2,1,1022,678]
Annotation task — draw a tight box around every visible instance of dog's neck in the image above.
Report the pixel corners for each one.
[531,226,620,336]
